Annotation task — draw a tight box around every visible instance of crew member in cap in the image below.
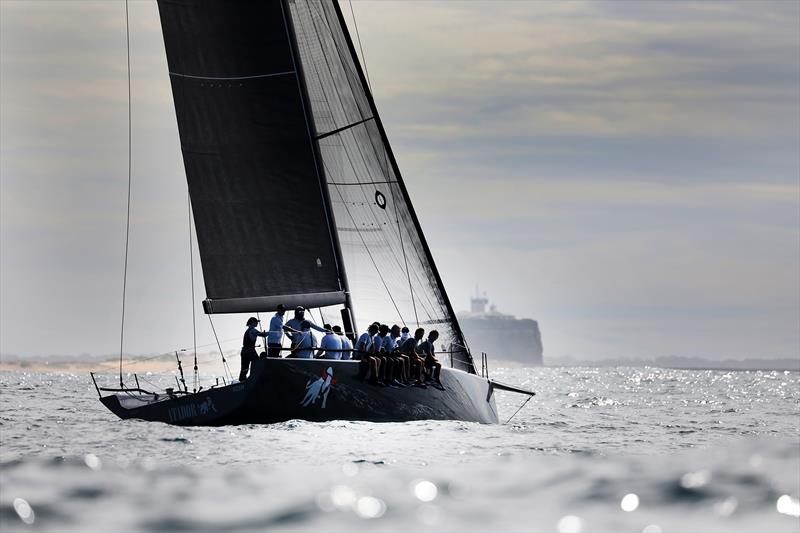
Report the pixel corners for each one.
[283,306,327,350]
[266,304,286,358]
[240,317,267,381]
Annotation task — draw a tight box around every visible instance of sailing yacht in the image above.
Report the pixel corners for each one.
[94,0,533,425]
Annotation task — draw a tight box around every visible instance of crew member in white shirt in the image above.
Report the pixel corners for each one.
[356,323,378,358]
[292,321,317,359]
[284,306,327,349]
[389,324,410,383]
[267,304,286,358]
[317,325,343,360]
[333,325,353,360]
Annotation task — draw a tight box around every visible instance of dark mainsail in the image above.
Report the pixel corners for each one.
[157,0,345,313]
[157,0,475,373]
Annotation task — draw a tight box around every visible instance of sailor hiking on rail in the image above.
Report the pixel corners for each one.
[400,327,427,386]
[419,330,444,389]
[356,322,381,384]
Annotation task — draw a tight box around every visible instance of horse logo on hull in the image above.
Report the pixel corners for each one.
[300,367,335,408]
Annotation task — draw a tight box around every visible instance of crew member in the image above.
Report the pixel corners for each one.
[333,325,353,360]
[240,317,267,381]
[356,323,381,384]
[317,324,343,359]
[399,326,411,344]
[292,321,317,359]
[267,304,286,358]
[284,306,327,349]
[418,330,443,389]
[355,323,378,359]
[390,324,411,383]
[400,327,426,386]
[375,324,403,387]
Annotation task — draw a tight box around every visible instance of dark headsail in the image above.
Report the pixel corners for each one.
[287,0,475,373]
[157,0,345,314]
[157,0,475,373]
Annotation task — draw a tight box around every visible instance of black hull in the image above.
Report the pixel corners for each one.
[100,359,499,425]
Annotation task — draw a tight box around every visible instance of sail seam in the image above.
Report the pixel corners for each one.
[317,105,438,320]
[324,129,440,321]
[327,163,406,324]
[168,70,295,81]
[330,124,441,321]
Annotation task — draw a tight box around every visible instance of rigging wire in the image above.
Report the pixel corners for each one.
[188,195,198,392]
[312,307,326,328]
[207,315,232,380]
[118,0,132,388]
[387,183,419,327]
[347,0,371,91]
[94,335,240,370]
[256,312,264,353]
[505,394,534,425]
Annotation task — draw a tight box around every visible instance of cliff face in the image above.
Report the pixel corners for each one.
[458,315,544,366]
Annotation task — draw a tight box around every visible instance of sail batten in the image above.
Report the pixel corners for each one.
[315,117,375,141]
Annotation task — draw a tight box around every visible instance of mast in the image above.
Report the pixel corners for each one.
[330,0,475,373]
[280,0,357,334]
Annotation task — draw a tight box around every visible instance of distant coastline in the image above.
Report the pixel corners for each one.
[1,352,797,373]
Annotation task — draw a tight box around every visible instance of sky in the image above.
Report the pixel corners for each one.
[1,0,798,362]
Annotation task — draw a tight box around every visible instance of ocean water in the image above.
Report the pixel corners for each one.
[1,366,798,532]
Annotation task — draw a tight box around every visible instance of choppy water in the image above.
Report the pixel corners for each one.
[1,366,798,532]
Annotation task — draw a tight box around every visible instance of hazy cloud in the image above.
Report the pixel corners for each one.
[1,1,797,361]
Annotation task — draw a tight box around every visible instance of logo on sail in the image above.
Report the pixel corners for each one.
[300,367,336,409]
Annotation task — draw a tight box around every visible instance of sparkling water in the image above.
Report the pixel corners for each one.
[1,366,798,531]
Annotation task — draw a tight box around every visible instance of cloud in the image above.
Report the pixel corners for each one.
[1,0,797,360]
